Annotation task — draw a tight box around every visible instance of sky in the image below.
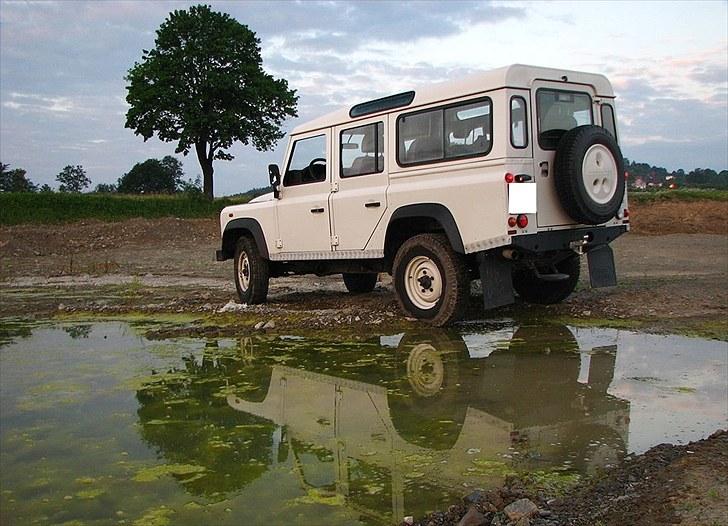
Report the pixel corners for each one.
[1,0,726,196]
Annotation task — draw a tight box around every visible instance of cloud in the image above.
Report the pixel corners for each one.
[0,0,726,195]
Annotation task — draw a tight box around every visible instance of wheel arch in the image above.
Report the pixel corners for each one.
[384,204,465,264]
[221,218,270,260]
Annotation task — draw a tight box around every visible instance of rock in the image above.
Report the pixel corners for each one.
[503,499,538,522]
[217,300,248,313]
[403,516,414,525]
[514,517,530,526]
[457,507,487,526]
[463,490,485,506]
[262,320,276,330]
[254,321,265,330]
[57,303,66,311]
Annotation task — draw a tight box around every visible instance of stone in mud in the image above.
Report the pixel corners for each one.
[456,507,488,526]
[262,320,276,330]
[254,321,265,330]
[503,498,538,521]
[463,490,485,506]
[217,300,247,313]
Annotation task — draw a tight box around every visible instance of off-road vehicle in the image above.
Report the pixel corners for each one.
[217,64,629,325]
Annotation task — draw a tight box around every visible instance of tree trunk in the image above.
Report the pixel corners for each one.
[195,142,214,199]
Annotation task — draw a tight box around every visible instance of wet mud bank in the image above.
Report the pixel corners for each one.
[407,430,727,526]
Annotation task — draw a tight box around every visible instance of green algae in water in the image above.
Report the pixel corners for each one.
[1,321,727,526]
[133,506,175,526]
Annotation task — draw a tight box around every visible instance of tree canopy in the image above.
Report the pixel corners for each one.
[117,156,184,194]
[125,4,298,198]
[57,165,91,193]
[0,163,37,192]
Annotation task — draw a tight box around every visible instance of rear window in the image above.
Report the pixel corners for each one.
[601,103,617,142]
[536,89,592,149]
[397,98,492,166]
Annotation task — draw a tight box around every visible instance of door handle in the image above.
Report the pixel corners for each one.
[364,201,381,208]
[310,207,325,214]
[539,161,549,177]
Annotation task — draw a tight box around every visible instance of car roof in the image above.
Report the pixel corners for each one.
[291,64,614,135]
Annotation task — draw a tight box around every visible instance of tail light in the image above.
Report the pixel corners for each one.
[504,172,515,183]
[516,214,528,228]
[508,216,517,227]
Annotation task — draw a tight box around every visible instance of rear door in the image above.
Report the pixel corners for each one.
[330,116,388,251]
[531,81,597,227]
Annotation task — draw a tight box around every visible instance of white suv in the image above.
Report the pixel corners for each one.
[217,64,629,325]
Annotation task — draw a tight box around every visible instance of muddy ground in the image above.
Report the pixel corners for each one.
[1,199,727,525]
[1,199,726,339]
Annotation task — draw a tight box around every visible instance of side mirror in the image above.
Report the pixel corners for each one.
[268,164,281,199]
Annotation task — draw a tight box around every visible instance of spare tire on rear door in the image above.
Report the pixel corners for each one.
[554,125,625,225]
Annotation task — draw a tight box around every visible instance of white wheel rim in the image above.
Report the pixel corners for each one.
[406,343,445,397]
[404,255,442,310]
[237,251,251,292]
[582,144,618,205]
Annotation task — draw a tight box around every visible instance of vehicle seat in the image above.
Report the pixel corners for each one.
[407,136,442,162]
[348,132,378,175]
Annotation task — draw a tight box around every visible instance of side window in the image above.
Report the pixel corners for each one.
[536,89,593,150]
[398,109,443,164]
[397,98,492,166]
[510,96,528,148]
[340,122,384,178]
[444,100,490,159]
[283,135,327,187]
[601,104,617,142]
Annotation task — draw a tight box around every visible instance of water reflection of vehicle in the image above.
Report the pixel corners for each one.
[134,325,628,520]
[225,325,629,521]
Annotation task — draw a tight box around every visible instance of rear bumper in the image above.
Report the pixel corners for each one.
[510,224,628,253]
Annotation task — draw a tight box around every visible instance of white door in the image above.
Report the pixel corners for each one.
[531,81,597,227]
[276,131,333,254]
[331,117,388,251]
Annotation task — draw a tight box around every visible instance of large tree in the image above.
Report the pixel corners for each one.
[125,4,298,198]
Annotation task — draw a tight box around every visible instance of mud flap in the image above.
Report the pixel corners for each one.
[477,252,514,310]
[587,244,617,288]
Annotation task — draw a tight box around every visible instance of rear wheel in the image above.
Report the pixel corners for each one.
[234,236,269,304]
[342,273,377,294]
[513,253,580,304]
[393,233,469,326]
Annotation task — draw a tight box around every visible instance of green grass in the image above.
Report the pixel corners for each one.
[630,188,728,203]
[0,192,248,225]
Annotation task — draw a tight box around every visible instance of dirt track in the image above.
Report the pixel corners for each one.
[1,200,726,338]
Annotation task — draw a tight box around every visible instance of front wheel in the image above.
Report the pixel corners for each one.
[392,234,469,326]
[513,253,580,304]
[342,273,377,294]
[234,236,269,304]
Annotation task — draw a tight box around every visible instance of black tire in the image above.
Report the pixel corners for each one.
[342,273,377,294]
[554,125,625,224]
[393,233,469,326]
[513,253,580,304]
[234,235,269,304]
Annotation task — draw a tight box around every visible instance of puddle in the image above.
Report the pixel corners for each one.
[1,321,726,525]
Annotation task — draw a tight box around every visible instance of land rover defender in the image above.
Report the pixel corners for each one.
[216,64,628,325]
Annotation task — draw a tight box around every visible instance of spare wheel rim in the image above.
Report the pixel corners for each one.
[404,255,442,310]
[582,144,618,205]
[238,251,251,292]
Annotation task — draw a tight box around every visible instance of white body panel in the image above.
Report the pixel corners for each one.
[220,64,627,260]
